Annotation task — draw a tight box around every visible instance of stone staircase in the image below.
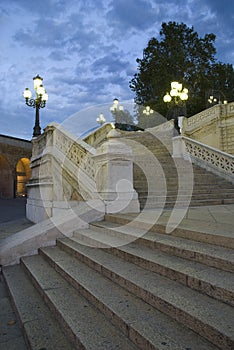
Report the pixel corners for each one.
[122,131,234,209]
[2,212,234,350]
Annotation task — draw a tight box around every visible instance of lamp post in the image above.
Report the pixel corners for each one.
[207,90,228,106]
[96,113,106,125]
[110,98,124,113]
[163,81,188,134]
[143,106,154,115]
[23,75,48,137]
[110,98,124,125]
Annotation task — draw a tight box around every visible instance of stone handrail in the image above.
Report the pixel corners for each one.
[52,124,96,181]
[182,136,234,182]
[183,101,234,133]
[183,104,221,132]
[30,123,97,203]
[83,123,114,147]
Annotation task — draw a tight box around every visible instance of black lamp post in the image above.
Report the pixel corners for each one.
[163,81,188,135]
[96,113,106,125]
[23,75,48,137]
[207,90,228,106]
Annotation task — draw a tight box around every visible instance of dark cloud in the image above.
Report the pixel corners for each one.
[107,0,156,32]
[204,0,234,17]
[92,54,130,74]
[5,0,67,16]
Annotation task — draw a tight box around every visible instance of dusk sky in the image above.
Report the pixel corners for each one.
[1,0,234,140]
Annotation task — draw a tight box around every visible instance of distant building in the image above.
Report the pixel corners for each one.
[0,134,32,198]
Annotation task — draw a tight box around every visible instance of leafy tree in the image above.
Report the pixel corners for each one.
[206,62,234,104]
[129,21,234,119]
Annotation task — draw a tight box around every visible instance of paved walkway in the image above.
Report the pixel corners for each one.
[0,199,29,349]
[0,199,33,241]
[114,204,234,239]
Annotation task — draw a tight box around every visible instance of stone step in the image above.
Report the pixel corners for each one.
[2,265,75,350]
[135,188,234,195]
[40,244,220,350]
[88,221,234,272]
[54,238,234,350]
[104,213,234,249]
[19,255,139,350]
[133,177,234,186]
[110,243,234,306]
[136,193,234,201]
[133,185,234,195]
[128,130,234,210]
[71,225,234,306]
[138,198,234,210]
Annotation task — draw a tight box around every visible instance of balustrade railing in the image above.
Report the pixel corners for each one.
[183,136,234,181]
[53,125,96,181]
[83,123,113,147]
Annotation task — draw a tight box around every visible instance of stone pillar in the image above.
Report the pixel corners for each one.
[93,129,140,214]
[26,126,54,223]
[172,136,191,160]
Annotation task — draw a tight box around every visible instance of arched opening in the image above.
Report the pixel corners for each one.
[16,158,31,197]
[0,155,13,198]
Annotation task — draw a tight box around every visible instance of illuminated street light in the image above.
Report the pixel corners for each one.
[163,81,188,134]
[96,113,106,125]
[23,74,48,137]
[208,91,228,106]
[143,106,154,115]
[110,98,124,112]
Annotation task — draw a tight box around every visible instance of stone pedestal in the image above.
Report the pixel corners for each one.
[172,136,191,160]
[93,129,140,214]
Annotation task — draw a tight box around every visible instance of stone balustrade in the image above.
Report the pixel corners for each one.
[83,123,114,147]
[173,136,234,184]
[182,102,234,154]
[27,122,139,223]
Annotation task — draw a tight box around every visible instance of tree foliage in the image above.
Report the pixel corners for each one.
[111,108,134,124]
[129,21,234,119]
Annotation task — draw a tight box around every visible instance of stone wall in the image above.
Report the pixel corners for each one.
[182,102,234,154]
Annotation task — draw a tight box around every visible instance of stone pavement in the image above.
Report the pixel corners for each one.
[157,204,234,236]
[0,274,28,349]
[0,199,33,242]
[120,204,234,238]
[0,199,30,350]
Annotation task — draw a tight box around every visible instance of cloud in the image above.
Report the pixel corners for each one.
[1,0,234,140]
[92,53,130,74]
[5,0,67,16]
[107,0,157,32]
[13,17,70,49]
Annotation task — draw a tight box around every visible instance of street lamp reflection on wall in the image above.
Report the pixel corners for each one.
[23,74,48,138]
[163,81,188,134]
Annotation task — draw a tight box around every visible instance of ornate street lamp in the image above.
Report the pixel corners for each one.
[23,74,48,137]
[143,106,154,115]
[207,90,228,106]
[96,113,106,125]
[163,81,188,134]
[110,98,124,112]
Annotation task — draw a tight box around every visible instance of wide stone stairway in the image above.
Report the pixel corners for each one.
[2,208,234,350]
[2,128,234,349]
[123,131,234,209]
